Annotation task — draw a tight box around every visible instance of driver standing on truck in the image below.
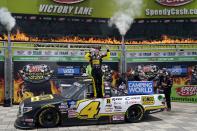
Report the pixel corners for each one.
[85,46,110,98]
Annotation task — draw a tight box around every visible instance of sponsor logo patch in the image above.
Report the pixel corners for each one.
[67,100,76,108]
[68,109,77,118]
[125,96,141,100]
[112,98,122,101]
[125,100,137,105]
[106,98,111,104]
[105,108,113,112]
[112,114,124,121]
[31,95,54,102]
[142,96,155,105]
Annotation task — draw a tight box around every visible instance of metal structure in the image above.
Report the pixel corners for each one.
[121,35,126,75]
[4,32,13,107]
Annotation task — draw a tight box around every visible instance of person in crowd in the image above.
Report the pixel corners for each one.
[85,46,110,98]
[158,68,173,111]
[127,68,135,81]
[190,65,197,85]
[116,73,127,95]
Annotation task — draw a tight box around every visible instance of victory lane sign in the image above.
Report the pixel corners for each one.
[39,0,93,15]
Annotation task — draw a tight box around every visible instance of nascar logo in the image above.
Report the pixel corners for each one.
[156,0,193,6]
[53,0,85,4]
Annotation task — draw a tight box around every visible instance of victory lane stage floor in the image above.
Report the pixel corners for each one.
[0,102,196,131]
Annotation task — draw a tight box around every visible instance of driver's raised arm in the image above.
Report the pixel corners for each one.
[85,50,91,61]
[101,46,110,60]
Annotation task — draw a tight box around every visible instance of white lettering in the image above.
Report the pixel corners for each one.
[53,5,59,13]
[39,4,93,15]
[145,9,150,16]
[57,6,63,13]
[128,82,153,94]
[62,6,69,13]
[145,8,197,16]
[47,5,53,13]
[69,6,74,14]
[88,8,93,15]
[74,7,93,15]
[78,7,84,15]
[39,4,46,12]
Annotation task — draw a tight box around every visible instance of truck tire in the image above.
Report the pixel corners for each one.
[38,108,60,128]
[125,105,144,123]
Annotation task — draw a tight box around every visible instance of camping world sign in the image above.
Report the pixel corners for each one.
[128,81,154,95]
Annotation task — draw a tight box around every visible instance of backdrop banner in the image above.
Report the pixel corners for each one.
[127,62,197,103]
[1,0,197,18]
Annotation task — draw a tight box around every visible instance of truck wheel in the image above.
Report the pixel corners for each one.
[38,108,60,128]
[125,105,144,123]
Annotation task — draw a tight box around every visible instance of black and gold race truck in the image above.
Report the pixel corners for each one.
[15,79,166,129]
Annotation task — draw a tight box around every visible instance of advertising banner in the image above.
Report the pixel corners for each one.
[13,62,61,103]
[128,81,154,95]
[127,62,197,103]
[13,50,119,62]
[1,0,197,18]
[171,64,197,103]
[126,51,197,58]
[171,85,197,103]
[57,66,81,76]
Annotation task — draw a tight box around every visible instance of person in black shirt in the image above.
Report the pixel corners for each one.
[158,69,173,111]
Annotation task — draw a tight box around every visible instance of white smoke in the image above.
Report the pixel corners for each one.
[109,0,143,36]
[0,7,16,31]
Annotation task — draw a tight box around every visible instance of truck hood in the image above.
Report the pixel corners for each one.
[22,94,65,107]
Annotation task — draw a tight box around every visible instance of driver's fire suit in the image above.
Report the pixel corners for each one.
[85,49,110,98]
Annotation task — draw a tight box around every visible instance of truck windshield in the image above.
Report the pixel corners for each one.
[60,81,87,100]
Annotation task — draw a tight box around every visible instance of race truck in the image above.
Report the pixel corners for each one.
[15,78,166,129]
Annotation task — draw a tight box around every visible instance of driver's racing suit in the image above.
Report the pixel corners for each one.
[85,49,110,98]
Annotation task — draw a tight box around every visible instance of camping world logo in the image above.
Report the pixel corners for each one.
[53,0,85,4]
[156,0,193,6]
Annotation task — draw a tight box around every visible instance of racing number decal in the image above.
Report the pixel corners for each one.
[79,101,100,119]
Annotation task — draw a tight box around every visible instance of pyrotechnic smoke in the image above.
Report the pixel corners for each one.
[109,0,143,36]
[0,8,16,31]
